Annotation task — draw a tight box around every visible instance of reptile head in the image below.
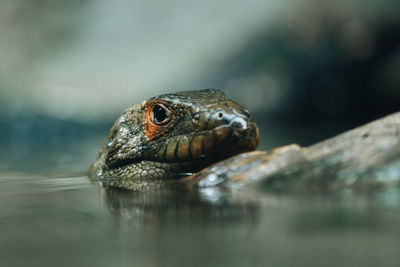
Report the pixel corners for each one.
[90,89,259,189]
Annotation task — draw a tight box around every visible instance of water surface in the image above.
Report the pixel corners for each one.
[1,173,400,267]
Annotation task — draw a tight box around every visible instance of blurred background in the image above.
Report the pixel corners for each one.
[1,0,399,173]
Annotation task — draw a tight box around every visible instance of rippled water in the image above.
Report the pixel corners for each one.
[1,173,400,267]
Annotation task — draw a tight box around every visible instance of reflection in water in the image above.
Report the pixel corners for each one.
[99,185,261,234]
[97,178,400,239]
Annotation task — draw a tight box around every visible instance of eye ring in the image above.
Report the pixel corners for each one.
[150,103,170,125]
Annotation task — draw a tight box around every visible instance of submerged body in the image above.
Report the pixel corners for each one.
[90,89,259,190]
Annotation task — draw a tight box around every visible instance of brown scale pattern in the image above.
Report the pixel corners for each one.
[89,89,259,190]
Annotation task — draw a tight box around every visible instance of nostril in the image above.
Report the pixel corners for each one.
[230,117,248,131]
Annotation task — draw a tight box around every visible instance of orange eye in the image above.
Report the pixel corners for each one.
[150,103,170,125]
[151,103,170,124]
[144,101,172,140]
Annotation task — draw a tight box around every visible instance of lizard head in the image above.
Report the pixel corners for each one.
[90,89,259,189]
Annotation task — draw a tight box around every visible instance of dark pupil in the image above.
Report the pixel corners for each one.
[152,104,168,123]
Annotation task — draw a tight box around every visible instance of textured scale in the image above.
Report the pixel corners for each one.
[89,89,259,190]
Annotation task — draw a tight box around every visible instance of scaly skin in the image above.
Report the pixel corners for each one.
[90,89,259,190]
